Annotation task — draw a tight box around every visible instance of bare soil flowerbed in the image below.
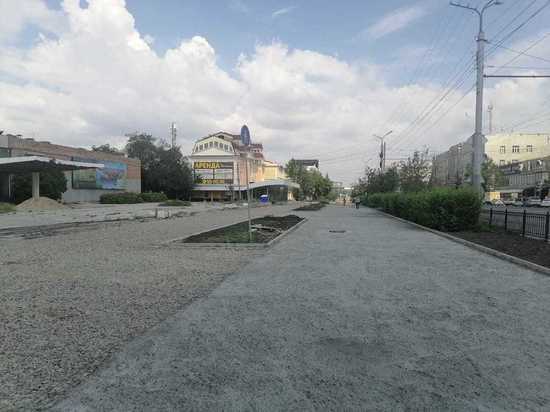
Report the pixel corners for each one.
[181,215,304,244]
[454,228,550,268]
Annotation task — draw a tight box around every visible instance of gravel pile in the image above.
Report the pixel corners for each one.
[0,204,297,411]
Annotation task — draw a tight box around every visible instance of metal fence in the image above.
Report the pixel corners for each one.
[481,208,550,241]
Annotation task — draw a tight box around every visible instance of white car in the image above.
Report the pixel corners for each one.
[541,198,550,207]
[526,197,542,207]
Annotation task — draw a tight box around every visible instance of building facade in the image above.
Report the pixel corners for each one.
[0,134,141,203]
[431,133,550,187]
[189,131,296,201]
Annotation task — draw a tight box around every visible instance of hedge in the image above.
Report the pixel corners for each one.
[363,188,482,232]
[140,192,168,202]
[99,192,168,204]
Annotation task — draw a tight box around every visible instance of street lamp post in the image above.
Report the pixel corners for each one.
[242,152,252,242]
[450,0,502,193]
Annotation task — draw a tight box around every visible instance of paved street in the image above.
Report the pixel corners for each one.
[51,206,550,411]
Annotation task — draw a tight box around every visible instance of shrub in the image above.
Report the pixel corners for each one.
[140,192,168,202]
[0,203,15,214]
[159,199,191,207]
[364,188,481,232]
[100,192,143,204]
[13,168,67,204]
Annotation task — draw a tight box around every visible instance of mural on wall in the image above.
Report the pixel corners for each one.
[72,158,127,190]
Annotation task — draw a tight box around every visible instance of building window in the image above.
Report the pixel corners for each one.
[499,160,506,166]
[512,145,520,153]
[512,159,518,164]
[527,145,533,152]
[209,142,213,148]
[499,145,506,154]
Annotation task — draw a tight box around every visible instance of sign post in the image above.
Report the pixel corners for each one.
[243,152,252,242]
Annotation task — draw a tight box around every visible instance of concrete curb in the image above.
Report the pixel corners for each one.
[162,217,308,249]
[370,208,550,277]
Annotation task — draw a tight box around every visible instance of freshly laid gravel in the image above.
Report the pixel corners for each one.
[0,204,298,411]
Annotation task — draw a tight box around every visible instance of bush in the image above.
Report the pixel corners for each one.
[140,192,168,202]
[100,192,143,204]
[363,188,482,232]
[159,199,191,207]
[0,202,15,213]
[13,168,67,204]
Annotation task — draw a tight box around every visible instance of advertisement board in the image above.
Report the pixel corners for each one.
[193,161,234,185]
[72,157,127,190]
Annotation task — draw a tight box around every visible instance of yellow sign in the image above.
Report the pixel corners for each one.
[194,161,225,169]
[199,179,227,185]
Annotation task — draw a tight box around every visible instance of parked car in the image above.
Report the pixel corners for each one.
[512,199,525,207]
[502,199,515,206]
[541,198,550,208]
[484,199,505,207]
[525,197,542,207]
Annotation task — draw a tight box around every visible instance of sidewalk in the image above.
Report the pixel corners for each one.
[51,206,550,410]
[0,201,245,230]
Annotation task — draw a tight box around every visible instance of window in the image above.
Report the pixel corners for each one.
[199,144,203,151]
[512,159,518,165]
[499,146,506,154]
[527,145,533,152]
[499,160,506,166]
[512,145,520,153]
[209,141,213,148]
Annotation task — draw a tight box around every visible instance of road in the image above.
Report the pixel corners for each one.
[51,206,550,411]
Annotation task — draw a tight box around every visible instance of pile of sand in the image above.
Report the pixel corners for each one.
[17,197,67,211]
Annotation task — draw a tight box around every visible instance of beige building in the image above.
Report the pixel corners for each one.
[189,130,296,201]
[432,133,550,187]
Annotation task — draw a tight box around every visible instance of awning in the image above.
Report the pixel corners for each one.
[193,179,299,192]
[0,156,103,174]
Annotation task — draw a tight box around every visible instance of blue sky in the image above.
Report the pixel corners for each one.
[2,0,550,183]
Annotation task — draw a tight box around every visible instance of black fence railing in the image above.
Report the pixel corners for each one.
[481,208,550,241]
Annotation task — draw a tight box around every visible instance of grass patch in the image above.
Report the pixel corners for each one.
[294,202,325,211]
[182,215,303,244]
[0,203,15,214]
[159,199,191,207]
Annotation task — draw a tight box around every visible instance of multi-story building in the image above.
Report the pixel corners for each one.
[189,130,297,201]
[431,133,550,187]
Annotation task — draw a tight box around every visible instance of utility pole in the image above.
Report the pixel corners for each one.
[450,0,501,193]
[373,130,393,173]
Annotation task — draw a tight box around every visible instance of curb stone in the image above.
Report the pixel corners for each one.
[369,207,550,277]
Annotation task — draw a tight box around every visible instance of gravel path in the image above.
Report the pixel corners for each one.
[51,206,550,411]
[0,204,298,411]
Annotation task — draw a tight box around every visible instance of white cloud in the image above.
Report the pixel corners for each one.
[0,0,66,41]
[363,4,427,40]
[272,6,297,19]
[229,0,249,14]
[0,0,548,184]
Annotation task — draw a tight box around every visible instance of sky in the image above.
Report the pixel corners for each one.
[1,0,549,184]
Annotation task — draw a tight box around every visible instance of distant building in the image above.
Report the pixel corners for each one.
[189,131,297,201]
[294,159,319,171]
[0,134,141,203]
[431,133,550,187]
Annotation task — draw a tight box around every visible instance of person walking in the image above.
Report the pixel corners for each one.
[354,197,360,209]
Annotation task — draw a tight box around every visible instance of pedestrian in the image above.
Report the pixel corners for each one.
[355,197,360,209]
[343,197,347,207]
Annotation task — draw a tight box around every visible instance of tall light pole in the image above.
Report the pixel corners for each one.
[450,0,502,192]
[241,151,252,242]
[373,130,393,172]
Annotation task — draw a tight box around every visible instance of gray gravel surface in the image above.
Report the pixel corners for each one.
[0,204,297,411]
[51,206,550,411]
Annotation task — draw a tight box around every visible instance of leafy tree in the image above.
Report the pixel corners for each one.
[284,159,332,200]
[13,166,67,203]
[482,159,508,192]
[399,150,431,193]
[125,133,194,199]
[92,144,120,154]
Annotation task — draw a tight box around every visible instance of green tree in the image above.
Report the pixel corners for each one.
[92,144,120,154]
[125,133,194,199]
[482,159,508,192]
[13,166,67,204]
[399,150,431,193]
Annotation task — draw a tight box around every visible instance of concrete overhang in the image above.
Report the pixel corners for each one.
[0,156,103,174]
